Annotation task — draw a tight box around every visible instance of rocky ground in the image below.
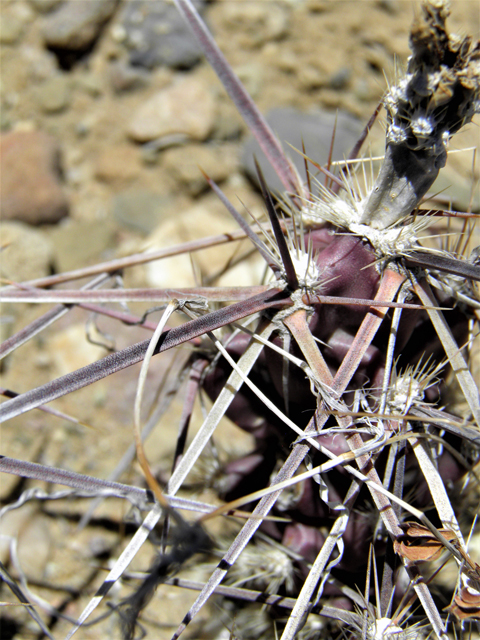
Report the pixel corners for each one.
[0,1,479,638]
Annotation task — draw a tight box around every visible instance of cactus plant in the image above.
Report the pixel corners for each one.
[0,1,479,639]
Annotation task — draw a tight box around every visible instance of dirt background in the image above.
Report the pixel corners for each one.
[1,1,479,638]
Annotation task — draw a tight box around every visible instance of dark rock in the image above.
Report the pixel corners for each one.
[328,67,351,90]
[0,130,69,225]
[119,0,205,69]
[241,107,364,194]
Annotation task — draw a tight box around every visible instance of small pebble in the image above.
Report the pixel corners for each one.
[211,101,244,141]
[376,0,399,15]
[21,44,58,82]
[329,67,352,90]
[1,2,34,43]
[108,59,150,93]
[36,73,72,113]
[73,71,103,97]
[142,197,265,290]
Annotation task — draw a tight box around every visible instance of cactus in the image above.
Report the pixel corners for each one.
[0,1,479,639]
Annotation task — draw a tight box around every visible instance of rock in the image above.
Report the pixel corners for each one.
[140,137,190,164]
[162,143,239,196]
[17,514,52,582]
[29,0,63,13]
[108,59,150,94]
[211,101,243,141]
[0,221,55,282]
[73,70,103,97]
[0,505,36,565]
[48,217,117,272]
[0,15,26,45]
[328,67,351,90]
[216,2,289,47]
[21,44,58,82]
[0,130,69,225]
[36,73,72,113]
[41,0,118,50]
[376,0,400,15]
[118,0,206,69]
[0,3,34,44]
[49,324,109,376]
[112,188,173,234]
[241,107,364,194]
[234,64,264,100]
[141,198,265,289]
[94,144,140,184]
[128,76,216,143]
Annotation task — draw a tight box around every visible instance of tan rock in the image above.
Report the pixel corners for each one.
[94,144,140,184]
[17,514,52,581]
[128,77,216,143]
[141,199,265,289]
[0,221,54,282]
[49,324,109,376]
[0,505,36,565]
[36,73,72,113]
[0,14,26,45]
[41,0,118,50]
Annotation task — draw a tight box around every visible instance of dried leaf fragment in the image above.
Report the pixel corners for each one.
[393,522,457,563]
[446,586,480,621]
